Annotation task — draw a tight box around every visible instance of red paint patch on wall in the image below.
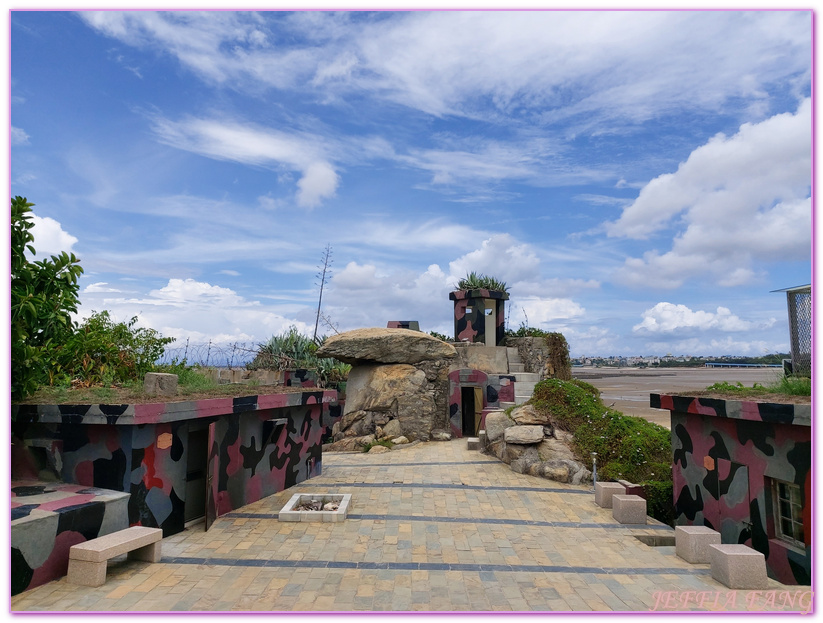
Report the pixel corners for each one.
[28,530,87,590]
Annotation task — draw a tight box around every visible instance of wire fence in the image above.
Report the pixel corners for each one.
[156,340,261,368]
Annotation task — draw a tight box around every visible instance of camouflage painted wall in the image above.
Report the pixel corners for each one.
[11,483,129,595]
[449,289,508,346]
[448,369,515,438]
[652,394,811,585]
[12,391,336,593]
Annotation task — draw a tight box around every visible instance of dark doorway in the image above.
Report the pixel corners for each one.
[184,422,210,524]
[461,387,474,436]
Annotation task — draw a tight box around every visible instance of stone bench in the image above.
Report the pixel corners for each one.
[68,526,162,587]
[675,525,721,563]
[709,544,768,589]
[612,494,646,524]
[595,482,626,508]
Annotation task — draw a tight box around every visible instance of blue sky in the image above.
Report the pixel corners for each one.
[9,10,812,358]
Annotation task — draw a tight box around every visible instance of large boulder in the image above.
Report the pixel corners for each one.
[316,328,457,365]
[510,404,551,426]
[336,364,440,442]
[504,425,545,444]
[484,410,514,443]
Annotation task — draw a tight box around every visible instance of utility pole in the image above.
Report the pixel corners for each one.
[313,244,333,344]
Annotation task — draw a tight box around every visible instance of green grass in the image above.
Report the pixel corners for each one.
[362,439,394,453]
[704,375,811,398]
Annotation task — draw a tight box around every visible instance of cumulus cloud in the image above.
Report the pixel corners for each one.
[80,278,312,345]
[633,302,776,334]
[611,100,811,288]
[29,215,79,257]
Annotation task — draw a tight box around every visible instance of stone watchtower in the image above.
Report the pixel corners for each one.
[449,288,508,347]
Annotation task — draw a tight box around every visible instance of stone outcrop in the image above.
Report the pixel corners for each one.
[482,407,590,485]
[316,328,456,365]
[320,328,454,445]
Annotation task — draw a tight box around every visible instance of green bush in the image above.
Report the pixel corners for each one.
[454,271,509,293]
[526,378,673,524]
[250,326,350,387]
[58,311,175,386]
[11,196,83,399]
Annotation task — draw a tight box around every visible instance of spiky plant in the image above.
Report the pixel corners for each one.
[454,272,509,293]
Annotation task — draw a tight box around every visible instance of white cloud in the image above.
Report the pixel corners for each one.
[633,302,775,334]
[29,215,79,257]
[81,11,810,126]
[447,234,541,285]
[150,116,338,208]
[79,278,312,345]
[11,127,30,145]
[83,282,123,293]
[218,269,241,276]
[611,100,811,288]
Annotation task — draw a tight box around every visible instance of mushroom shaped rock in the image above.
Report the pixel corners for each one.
[316,328,457,365]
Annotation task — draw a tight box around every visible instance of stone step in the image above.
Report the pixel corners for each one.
[499,401,517,410]
[506,347,521,362]
[513,372,540,383]
[514,395,530,405]
[508,363,526,373]
[515,381,537,393]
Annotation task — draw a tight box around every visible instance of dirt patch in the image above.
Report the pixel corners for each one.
[18,383,322,405]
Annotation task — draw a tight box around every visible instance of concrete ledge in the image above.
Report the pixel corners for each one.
[675,525,721,563]
[612,494,646,524]
[709,544,768,589]
[595,482,626,508]
[279,493,351,523]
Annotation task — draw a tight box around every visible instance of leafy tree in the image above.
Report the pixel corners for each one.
[11,196,83,399]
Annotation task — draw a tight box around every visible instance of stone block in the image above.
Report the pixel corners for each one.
[503,425,544,444]
[143,372,178,396]
[467,437,480,450]
[66,559,107,587]
[612,494,646,524]
[675,525,721,563]
[709,544,768,589]
[595,482,626,508]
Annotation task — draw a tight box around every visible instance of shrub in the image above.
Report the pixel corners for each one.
[454,272,509,293]
[58,311,175,386]
[526,378,673,524]
[11,196,83,399]
[250,326,350,387]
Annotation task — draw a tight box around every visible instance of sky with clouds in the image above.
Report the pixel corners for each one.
[9,9,812,358]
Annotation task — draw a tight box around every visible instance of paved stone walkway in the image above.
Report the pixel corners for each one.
[11,440,811,612]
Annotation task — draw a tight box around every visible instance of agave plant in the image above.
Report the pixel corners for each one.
[454,271,509,294]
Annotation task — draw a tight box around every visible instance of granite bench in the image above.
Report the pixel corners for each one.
[67,526,162,587]
[612,494,647,524]
[675,525,721,563]
[709,544,769,589]
[595,482,626,508]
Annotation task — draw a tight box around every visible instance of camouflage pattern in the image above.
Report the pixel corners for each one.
[449,289,508,345]
[386,321,420,331]
[448,369,516,437]
[11,483,129,595]
[651,394,811,585]
[12,390,337,593]
[282,369,318,388]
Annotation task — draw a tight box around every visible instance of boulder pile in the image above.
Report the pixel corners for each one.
[317,328,456,450]
[483,405,591,484]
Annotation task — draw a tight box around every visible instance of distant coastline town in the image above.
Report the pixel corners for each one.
[572,353,789,368]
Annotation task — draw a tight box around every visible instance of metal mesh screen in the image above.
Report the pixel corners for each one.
[787,288,812,377]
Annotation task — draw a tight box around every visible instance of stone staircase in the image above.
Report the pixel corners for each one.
[499,347,540,410]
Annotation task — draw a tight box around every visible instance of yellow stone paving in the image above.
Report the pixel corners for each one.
[10,439,812,612]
